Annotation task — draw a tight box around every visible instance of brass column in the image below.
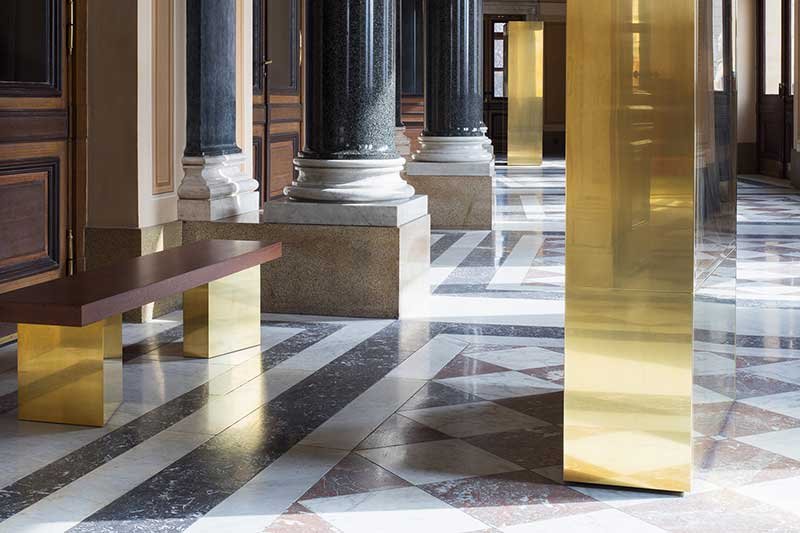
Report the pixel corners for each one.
[564,0,737,492]
[507,21,544,166]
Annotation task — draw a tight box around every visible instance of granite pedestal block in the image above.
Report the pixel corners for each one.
[404,163,493,230]
[183,196,430,319]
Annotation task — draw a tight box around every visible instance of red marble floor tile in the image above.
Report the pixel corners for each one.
[264,503,342,533]
[301,453,410,500]
[465,426,563,470]
[694,401,800,438]
[694,436,800,488]
[494,391,564,425]
[434,354,510,379]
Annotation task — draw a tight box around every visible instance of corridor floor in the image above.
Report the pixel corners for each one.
[1,161,800,532]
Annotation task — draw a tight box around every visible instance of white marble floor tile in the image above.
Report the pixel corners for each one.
[693,385,733,405]
[500,509,667,533]
[387,334,469,380]
[430,231,489,289]
[736,428,800,461]
[734,475,800,518]
[169,368,313,436]
[400,400,549,438]
[446,334,563,349]
[426,295,564,327]
[466,346,563,370]
[740,390,800,419]
[300,377,425,450]
[0,430,210,533]
[436,371,561,401]
[742,359,800,386]
[185,445,348,533]
[487,235,545,291]
[357,439,522,485]
[302,486,489,533]
[275,320,393,371]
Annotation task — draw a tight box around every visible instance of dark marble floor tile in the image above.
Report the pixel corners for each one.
[399,382,483,412]
[494,392,564,425]
[122,325,184,361]
[69,321,433,532]
[434,354,509,379]
[694,401,800,438]
[465,426,563,470]
[356,413,450,450]
[722,373,800,399]
[0,325,342,522]
[694,436,800,487]
[623,489,800,533]
[519,365,565,385]
[420,470,606,529]
[736,355,799,369]
[301,453,410,500]
[264,503,341,533]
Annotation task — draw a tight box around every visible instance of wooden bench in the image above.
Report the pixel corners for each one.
[0,239,281,427]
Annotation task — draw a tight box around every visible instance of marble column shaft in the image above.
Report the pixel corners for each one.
[395,0,411,157]
[412,0,491,163]
[287,0,413,202]
[178,0,259,221]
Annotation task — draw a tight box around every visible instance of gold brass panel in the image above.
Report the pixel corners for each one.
[507,21,544,166]
[183,266,261,358]
[17,315,122,427]
[565,0,736,492]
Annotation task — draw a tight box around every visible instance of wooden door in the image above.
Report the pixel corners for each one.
[483,15,525,158]
[264,0,303,202]
[0,0,71,340]
[253,0,269,205]
[757,0,794,177]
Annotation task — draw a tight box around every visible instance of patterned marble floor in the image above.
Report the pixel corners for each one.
[1,161,800,532]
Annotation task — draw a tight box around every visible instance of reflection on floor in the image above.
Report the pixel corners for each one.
[1,161,800,532]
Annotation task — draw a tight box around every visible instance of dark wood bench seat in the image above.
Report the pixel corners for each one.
[0,240,281,327]
[0,239,281,427]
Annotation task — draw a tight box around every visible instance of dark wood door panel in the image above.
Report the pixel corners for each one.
[0,0,69,305]
[264,0,303,204]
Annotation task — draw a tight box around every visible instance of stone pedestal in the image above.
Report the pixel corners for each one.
[404,163,493,230]
[183,196,430,319]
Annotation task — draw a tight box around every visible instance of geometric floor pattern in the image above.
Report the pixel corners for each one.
[0,161,799,532]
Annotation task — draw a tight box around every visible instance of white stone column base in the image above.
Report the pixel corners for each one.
[287,157,414,202]
[412,135,494,163]
[178,153,261,221]
[480,126,495,156]
[395,126,411,157]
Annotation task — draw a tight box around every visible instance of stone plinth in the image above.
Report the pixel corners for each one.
[405,161,494,230]
[183,196,430,319]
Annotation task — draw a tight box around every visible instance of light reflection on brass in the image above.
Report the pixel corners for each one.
[507,21,544,166]
[565,0,736,492]
[17,315,122,427]
[183,266,261,358]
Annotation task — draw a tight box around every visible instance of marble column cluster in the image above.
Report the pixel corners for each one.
[178,0,259,221]
[286,0,414,202]
[413,0,492,163]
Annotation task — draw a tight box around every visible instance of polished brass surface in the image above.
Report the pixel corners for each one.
[183,266,261,358]
[17,315,122,427]
[507,21,544,166]
[565,0,736,492]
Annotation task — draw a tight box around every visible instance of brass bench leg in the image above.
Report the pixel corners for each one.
[18,315,122,427]
[183,266,261,358]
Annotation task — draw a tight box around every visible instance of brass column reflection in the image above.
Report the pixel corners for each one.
[507,21,544,166]
[564,0,737,492]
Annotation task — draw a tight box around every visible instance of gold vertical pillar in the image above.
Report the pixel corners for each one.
[17,315,122,427]
[183,266,261,358]
[564,0,736,492]
[507,21,544,166]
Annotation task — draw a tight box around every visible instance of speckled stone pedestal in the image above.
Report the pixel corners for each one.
[403,174,493,230]
[182,197,430,319]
